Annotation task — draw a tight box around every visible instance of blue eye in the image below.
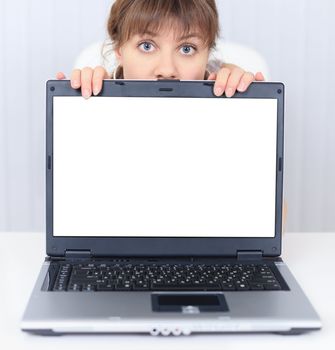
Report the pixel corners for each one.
[139,41,154,52]
[180,45,196,55]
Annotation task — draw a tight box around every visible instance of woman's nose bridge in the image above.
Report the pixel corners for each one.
[155,50,178,76]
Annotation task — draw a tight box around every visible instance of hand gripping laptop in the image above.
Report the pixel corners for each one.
[21,80,321,336]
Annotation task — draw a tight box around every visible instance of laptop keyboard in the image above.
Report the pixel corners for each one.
[49,262,287,292]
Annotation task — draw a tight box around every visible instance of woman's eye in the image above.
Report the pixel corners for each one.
[138,42,196,55]
[139,41,154,52]
[180,45,196,55]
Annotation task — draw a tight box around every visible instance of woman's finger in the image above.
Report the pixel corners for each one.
[56,72,66,80]
[207,72,217,80]
[236,72,255,92]
[255,71,265,81]
[225,67,245,97]
[213,67,231,96]
[71,69,81,89]
[81,67,94,99]
[92,66,109,96]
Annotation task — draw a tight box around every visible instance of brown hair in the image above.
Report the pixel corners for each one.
[107,0,219,50]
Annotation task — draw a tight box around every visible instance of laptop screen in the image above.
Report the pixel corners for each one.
[53,96,278,238]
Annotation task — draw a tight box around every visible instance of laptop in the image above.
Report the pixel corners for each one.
[21,79,321,336]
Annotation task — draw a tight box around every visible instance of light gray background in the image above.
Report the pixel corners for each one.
[0,0,334,232]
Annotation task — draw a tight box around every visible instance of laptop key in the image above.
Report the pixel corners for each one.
[54,285,66,291]
[97,284,115,291]
[236,283,250,291]
[133,282,149,290]
[221,283,236,291]
[114,285,132,291]
[68,284,82,291]
[249,283,264,290]
[82,284,97,291]
[264,283,281,290]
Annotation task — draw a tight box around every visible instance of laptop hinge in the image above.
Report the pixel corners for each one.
[64,249,92,259]
[237,250,263,261]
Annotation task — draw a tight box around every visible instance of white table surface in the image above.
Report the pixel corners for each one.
[0,231,334,349]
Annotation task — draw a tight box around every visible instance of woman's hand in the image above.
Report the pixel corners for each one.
[207,63,265,97]
[56,66,110,99]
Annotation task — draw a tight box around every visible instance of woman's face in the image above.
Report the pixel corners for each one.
[114,25,210,80]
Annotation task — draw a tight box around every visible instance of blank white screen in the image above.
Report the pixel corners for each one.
[53,96,277,237]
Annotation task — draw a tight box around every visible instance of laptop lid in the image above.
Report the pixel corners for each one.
[46,80,284,258]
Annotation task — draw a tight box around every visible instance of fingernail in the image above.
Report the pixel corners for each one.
[83,89,91,99]
[237,82,246,92]
[72,80,80,88]
[93,88,100,96]
[225,87,234,98]
[214,87,223,96]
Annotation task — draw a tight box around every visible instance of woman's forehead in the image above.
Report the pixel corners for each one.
[132,22,205,43]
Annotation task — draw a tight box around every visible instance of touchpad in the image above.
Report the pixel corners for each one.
[152,293,229,313]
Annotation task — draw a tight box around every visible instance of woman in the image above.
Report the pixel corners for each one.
[56,0,265,99]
